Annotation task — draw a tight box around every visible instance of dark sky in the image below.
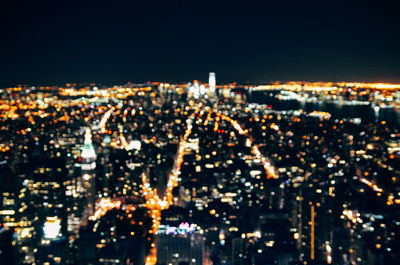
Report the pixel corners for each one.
[1,0,400,86]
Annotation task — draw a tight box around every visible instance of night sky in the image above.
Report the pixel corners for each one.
[1,0,400,86]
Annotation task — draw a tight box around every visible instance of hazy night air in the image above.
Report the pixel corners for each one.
[1,0,400,86]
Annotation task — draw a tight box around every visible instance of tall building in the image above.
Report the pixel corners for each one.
[80,128,97,213]
[193,80,200,99]
[81,128,97,172]
[20,152,69,264]
[209,72,216,95]
[0,227,18,264]
[156,223,205,265]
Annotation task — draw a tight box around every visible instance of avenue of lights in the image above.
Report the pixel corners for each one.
[216,111,279,179]
[89,198,122,221]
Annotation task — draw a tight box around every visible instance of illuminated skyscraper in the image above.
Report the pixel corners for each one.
[189,80,199,99]
[81,128,96,171]
[209,72,216,95]
[80,128,97,212]
[156,223,205,265]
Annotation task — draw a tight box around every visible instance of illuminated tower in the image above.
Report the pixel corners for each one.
[81,128,96,171]
[209,72,216,95]
[193,80,200,99]
[80,128,97,212]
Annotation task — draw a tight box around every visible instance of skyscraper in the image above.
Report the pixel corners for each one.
[156,223,205,265]
[209,72,216,95]
[81,128,96,172]
[80,128,97,213]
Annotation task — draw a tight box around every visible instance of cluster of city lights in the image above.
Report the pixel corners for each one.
[342,209,363,224]
[253,82,400,91]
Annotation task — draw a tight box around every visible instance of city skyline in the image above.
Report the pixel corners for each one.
[1,77,400,264]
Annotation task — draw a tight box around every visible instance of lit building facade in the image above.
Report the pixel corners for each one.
[156,223,205,265]
[209,72,216,95]
[80,128,97,214]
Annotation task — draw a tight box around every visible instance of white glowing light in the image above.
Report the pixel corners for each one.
[209,72,216,94]
[83,174,90,181]
[43,217,61,239]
